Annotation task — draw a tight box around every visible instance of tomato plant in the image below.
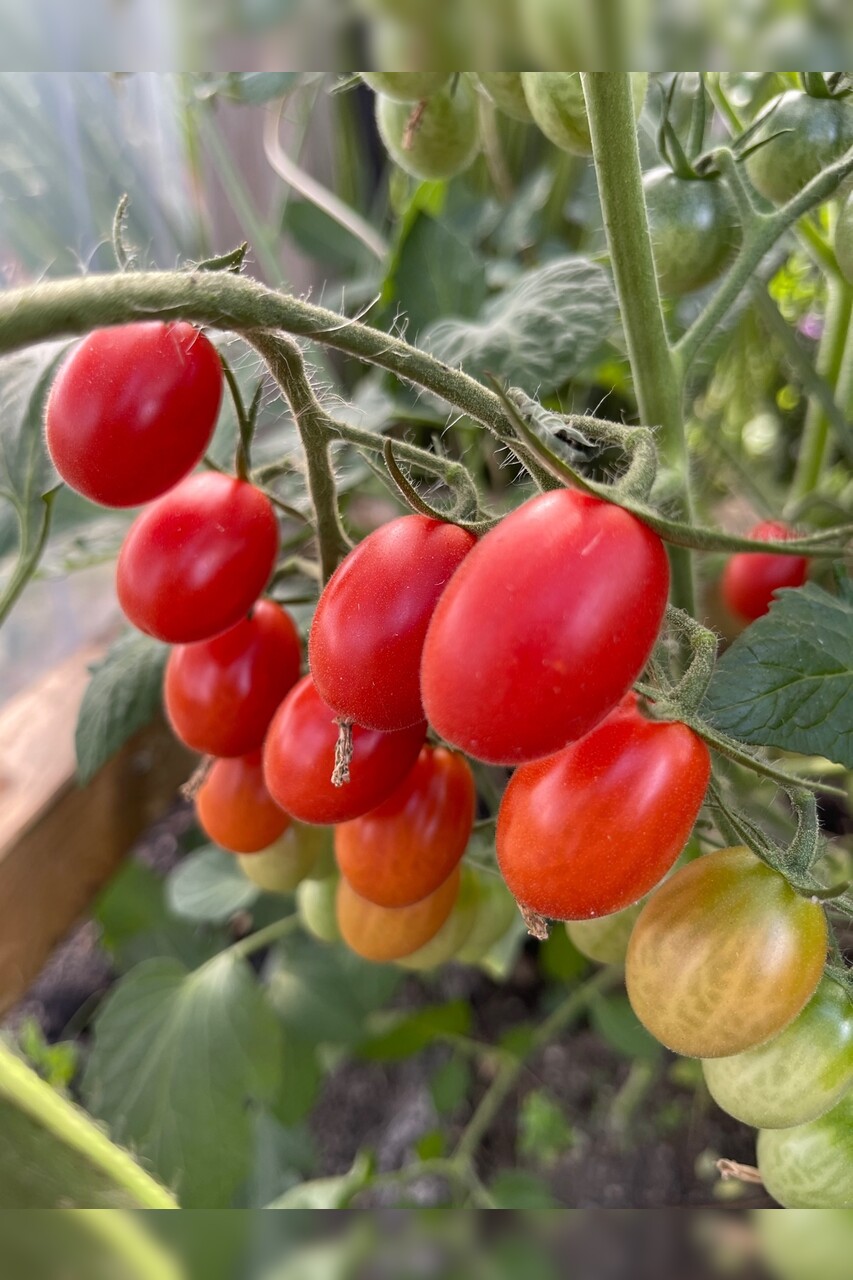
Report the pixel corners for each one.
[747,87,853,205]
[45,322,222,508]
[721,520,810,621]
[644,168,741,296]
[373,78,480,181]
[309,513,475,732]
[757,1092,853,1208]
[335,745,475,908]
[626,846,828,1058]
[422,490,669,764]
[336,866,461,963]
[263,674,426,824]
[196,752,289,854]
[164,600,301,757]
[497,694,710,920]
[117,473,279,643]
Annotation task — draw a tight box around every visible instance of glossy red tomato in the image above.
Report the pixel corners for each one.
[196,751,289,854]
[117,473,279,643]
[421,490,670,764]
[45,322,222,507]
[497,694,710,919]
[309,514,476,731]
[335,745,475,908]
[164,600,301,757]
[263,675,426,825]
[722,521,809,622]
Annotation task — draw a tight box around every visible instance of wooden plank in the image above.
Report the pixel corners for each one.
[0,646,194,1014]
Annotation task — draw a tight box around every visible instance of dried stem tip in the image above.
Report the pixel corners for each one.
[520,904,550,941]
[331,719,354,787]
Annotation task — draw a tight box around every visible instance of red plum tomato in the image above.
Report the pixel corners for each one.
[421,490,670,764]
[722,521,809,622]
[309,514,476,732]
[196,751,289,854]
[45,322,222,507]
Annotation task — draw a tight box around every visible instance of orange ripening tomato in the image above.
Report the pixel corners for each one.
[335,746,475,908]
[721,520,809,622]
[196,752,289,854]
[337,866,461,963]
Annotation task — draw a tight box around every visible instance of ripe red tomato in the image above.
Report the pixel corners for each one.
[721,520,809,622]
[626,846,827,1058]
[263,674,426,825]
[45,322,222,507]
[337,865,461,963]
[421,490,670,764]
[496,694,710,919]
[335,745,475,908]
[164,600,301,757]
[196,751,289,854]
[309,514,476,732]
[117,473,279,643]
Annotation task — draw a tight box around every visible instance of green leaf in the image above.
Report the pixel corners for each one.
[167,847,260,923]
[16,1018,77,1090]
[429,1056,472,1115]
[415,1129,446,1160]
[0,1038,176,1208]
[540,926,589,983]
[282,201,372,275]
[75,631,169,783]
[702,583,853,767]
[517,1089,577,1166]
[488,1169,558,1209]
[270,1037,323,1128]
[421,256,618,395]
[589,994,662,1062]
[94,859,220,974]
[196,72,302,105]
[390,214,487,336]
[82,954,283,1208]
[0,1211,186,1280]
[359,1000,472,1062]
[265,1152,373,1209]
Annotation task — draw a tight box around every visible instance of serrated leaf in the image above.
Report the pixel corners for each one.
[702,583,853,767]
[421,256,618,395]
[359,1001,472,1062]
[265,934,401,1045]
[82,954,283,1208]
[167,848,260,923]
[75,631,169,783]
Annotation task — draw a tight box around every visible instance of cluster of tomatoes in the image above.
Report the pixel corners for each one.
[45,320,849,1207]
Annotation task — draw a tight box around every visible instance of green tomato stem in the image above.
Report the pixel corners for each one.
[789,275,853,503]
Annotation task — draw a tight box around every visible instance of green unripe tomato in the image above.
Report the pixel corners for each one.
[361,72,451,103]
[566,901,643,966]
[519,0,585,68]
[753,1208,853,1280]
[522,72,647,156]
[703,976,853,1129]
[477,73,533,123]
[455,869,518,963]
[375,79,480,181]
[238,823,325,894]
[746,89,853,205]
[397,866,480,970]
[835,191,853,284]
[757,1092,853,1208]
[296,874,342,944]
[643,168,742,296]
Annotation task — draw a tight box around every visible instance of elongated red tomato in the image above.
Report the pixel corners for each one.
[722,521,809,622]
[496,694,710,920]
[335,745,475,908]
[45,322,222,507]
[309,514,476,731]
[117,473,279,643]
[263,675,426,825]
[421,490,669,764]
[165,600,301,757]
[196,752,289,854]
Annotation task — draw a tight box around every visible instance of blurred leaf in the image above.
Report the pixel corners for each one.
[16,1019,77,1090]
[415,1129,446,1160]
[359,1001,472,1062]
[282,201,373,275]
[270,1037,323,1128]
[429,1056,472,1116]
[703,583,853,767]
[240,1112,317,1210]
[83,954,283,1207]
[422,256,618,395]
[589,994,662,1062]
[540,927,588,983]
[390,214,486,336]
[75,631,168,783]
[0,1211,185,1280]
[196,73,301,105]
[499,1024,536,1060]
[167,847,260,923]
[517,1089,577,1167]
[488,1169,558,1209]
[265,1152,373,1209]
[94,859,220,973]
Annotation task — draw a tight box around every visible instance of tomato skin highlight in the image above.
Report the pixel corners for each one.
[757,1093,853,1208]
[496,694,710,919]
[721,520,809,622]
[626,846,827,1058]
[309,514,476,732]
[337,866,461,963]
[422,490,670,764]
[117,473,279,643]
[702,975,853,1129]
[45,322,222,508]
[335,745,475,908]
[196,751,290,854]
[263,674,426,825]
[164,600,301,757]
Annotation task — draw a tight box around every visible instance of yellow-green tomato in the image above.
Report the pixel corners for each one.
[625,846,827,1058]
[397,865,480,971]
[375,79,480,181]
[296,874,341,944]
[566,901,643,966]
[757,1092,853,1208]
[361,72,450,103]
[703,976,853,1129]
[477,73,533,123]
[455,869,518,963]
[238,823,325,894]
[753,1207,853,1280]
[522,72,647,155]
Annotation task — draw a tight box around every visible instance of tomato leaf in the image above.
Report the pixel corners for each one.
[389,214,487,336]
[589,994,662,1062]
[75,630,169,783]
[488,1169,558,1209]
[429,1055,472,1115]
[82,954,283,1208]
[358,1001,472,1062]
[166,847,260,923]
[702,583,853,767]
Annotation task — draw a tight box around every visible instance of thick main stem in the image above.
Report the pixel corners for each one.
[581,73,694,615]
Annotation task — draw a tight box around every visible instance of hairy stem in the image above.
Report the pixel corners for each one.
[789,276,853,502]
